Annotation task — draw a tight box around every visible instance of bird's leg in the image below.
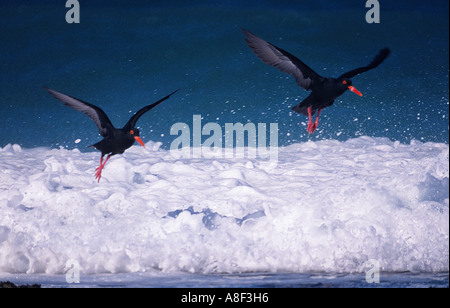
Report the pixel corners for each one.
[95,157,104,182]
[96,156,104,171]
[95,154,112,182]
[309,108,322,134]
[307,107,313,134]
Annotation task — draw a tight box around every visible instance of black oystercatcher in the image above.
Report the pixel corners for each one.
[45,87,178,182]
[243,29,390,134]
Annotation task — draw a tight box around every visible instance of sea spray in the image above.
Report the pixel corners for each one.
[0,137,448,275]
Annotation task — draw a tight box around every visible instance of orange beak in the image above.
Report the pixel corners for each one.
[134,136,146,148]
[348,86,363,97]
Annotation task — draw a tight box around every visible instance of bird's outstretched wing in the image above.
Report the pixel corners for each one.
[243,29,323,91]
[339,48,391,79]
[123,89,179,131]
[45,87,114,137]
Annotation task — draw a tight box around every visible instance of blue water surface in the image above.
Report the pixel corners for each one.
[0,0,448,149]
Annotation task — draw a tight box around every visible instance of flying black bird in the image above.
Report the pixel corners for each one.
[243,29,390,134]
[45,87,178,182]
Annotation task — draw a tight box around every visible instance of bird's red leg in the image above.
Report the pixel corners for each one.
[307,106,313,134]
[96,156,104,170]
[95,154,112,182]
[309,108,322,134]
[95,157,104,182]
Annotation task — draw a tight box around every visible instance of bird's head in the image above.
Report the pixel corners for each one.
[129,128,146,148]
[339,78,363,97]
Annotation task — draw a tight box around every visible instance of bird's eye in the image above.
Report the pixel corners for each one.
[342,80,347,85]
[130,130,134,135]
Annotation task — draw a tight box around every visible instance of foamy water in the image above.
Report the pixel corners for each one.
[0,136,448,275]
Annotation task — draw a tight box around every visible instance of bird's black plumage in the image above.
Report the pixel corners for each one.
[339,48,391,79]
[45,87,115,137]
[45,87,178,181]
[243,29,390,134]
[243,29,321,91]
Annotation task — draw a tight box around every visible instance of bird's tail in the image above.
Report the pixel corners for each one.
[88,142,100,152]
[291,94,317,116]
[291,103,310,116]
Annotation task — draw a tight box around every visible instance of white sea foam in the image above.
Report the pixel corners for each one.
[0,137,448,275]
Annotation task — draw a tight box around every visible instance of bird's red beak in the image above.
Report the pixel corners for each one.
[348,86,363,97]
[348,86,362,96]
[134,136,146,148]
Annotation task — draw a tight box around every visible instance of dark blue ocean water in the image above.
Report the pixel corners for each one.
[0,0,448,149]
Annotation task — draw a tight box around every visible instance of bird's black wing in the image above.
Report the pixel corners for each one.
[45,87,114,137]
[123,89,179,131]
[243,29,323,91]
[339,48,391,79]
